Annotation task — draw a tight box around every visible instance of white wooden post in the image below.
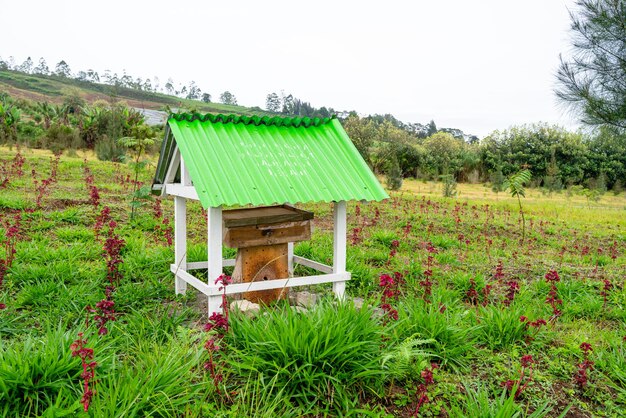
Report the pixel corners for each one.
[287,242,294,276]
[332,201,347,299]
[207,206,223,316]
[173,158,191,295]
[174,196,187,294]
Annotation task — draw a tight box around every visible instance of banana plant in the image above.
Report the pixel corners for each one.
[503,169,531,243]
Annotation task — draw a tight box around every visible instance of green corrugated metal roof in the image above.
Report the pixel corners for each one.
[153,113,388,208]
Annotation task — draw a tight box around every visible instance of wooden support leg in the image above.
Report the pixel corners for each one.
[333,201,347,300]
[207,206,223,316]
[174,196,187,295]
[287,242,294,276]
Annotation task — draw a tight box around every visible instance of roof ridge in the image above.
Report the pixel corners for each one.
[168,112,336,128]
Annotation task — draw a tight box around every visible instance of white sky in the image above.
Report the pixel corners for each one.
[2,0,578,138]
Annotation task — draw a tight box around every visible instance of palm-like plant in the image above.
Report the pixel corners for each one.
[503,169,531,243]
[35,101,54,129]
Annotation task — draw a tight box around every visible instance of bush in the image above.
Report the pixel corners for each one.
[392,296,476,371]
[44,123,83,152]
[226,301,384,409]
[95,135,126,162]
[440,174,458,198]
[0,328,82,416]
[477,305,527,350]
[386,155,403,190]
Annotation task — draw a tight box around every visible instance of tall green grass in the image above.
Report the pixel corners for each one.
[226,300,384,410]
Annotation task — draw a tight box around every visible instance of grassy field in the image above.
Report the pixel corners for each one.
[0,146,625,417]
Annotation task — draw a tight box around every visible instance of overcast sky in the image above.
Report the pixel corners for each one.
[2,0,578,137]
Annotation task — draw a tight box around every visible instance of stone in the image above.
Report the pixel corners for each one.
[291,306,308,314]
[296,291,318,308]
[230,299,260,316]
[351,297,365,310]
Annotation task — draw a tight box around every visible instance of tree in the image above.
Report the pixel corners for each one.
[33,58,49,75]
[503,169,532,243]
[266,92,281,112]
[164,78,174,95]
[426,120,437,136]
[186,81,201,100]
[153,76,160,92]
[386,154,403,191]
[281,93,294,114]
[201,93,212,103]
[18,57,33,73]
[555,0,626,130]
[480,123,588,185]
[85,69,99,82]
[55,60,72,77]
[491,168,505,196]
[422,132,465,177]
[220,91,237,105]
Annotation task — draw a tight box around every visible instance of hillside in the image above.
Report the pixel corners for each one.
[0,70,268,119]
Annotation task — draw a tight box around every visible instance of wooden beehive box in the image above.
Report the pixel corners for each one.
[222,205,314,304]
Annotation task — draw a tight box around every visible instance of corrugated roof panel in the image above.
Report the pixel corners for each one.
[159,114,388,208]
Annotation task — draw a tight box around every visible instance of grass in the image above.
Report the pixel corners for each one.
[0,147,625,416]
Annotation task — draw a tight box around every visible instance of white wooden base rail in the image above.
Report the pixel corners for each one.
[170,255,348,297]
[186,259,235,270]
[171,264,350,297]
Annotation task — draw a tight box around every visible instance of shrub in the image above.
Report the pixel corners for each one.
[226,300,384,409]
[386,155,403,191]
[95,135,126,162]
[44,123,83,152]
[477,305,528,350]
[0,328,82,416]
[393,296,476,371]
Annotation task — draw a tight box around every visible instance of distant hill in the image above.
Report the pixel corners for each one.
[0,70,270,121]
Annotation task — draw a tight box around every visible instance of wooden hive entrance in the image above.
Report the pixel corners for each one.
[223,205,313,305]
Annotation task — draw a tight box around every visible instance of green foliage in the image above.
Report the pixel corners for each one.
[226,301,384,409]
[44,123,83,152]
[343,114,378,165]
[504,169,532,242]
[95,134,126,162]
[0,328,82,416]
[393,297,476,371]
[385,154,403,191]
[504,169,531,199]
[440,174,458,198]
[449,383,559,418]
[556,0,626,130]
[219,91,237,105]
[88,332,207,417]
[491,168,505,194]
[423,132,467,177]
[481,124,587,185]
[118,125,156,218]
[544,153,562,193]
[596,340,626,393]
[477,305,528,350]
[381,335,436,381]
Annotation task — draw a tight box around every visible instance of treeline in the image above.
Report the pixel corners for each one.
[342,114,626,193]
[0,90,159,161]
[0,55,240,105]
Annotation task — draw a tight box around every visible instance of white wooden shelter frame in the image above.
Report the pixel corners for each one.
[159,149,349,316]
